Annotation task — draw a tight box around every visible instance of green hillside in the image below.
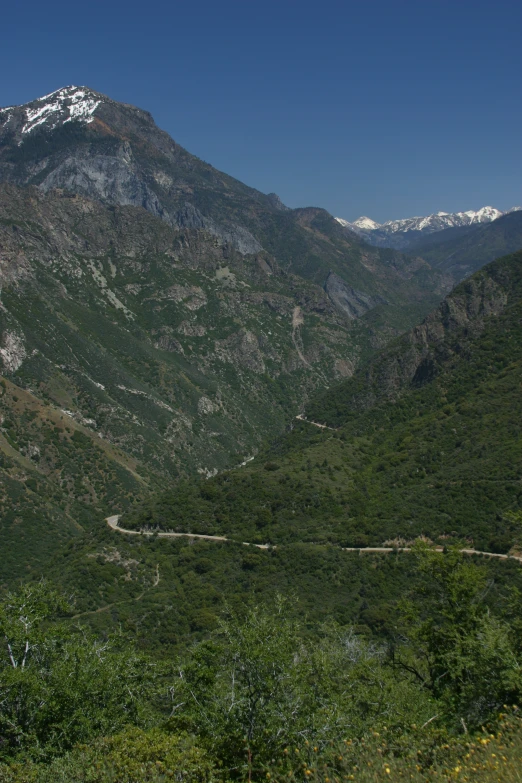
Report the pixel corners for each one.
[0,181,453,584]
[126,249,522,554]
[2,241,522,783]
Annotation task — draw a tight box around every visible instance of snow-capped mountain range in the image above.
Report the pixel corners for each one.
[336,206,522,250]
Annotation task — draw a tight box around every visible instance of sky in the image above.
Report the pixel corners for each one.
[1,0,521,222]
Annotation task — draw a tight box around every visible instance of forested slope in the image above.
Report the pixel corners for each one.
[127,250,522,553]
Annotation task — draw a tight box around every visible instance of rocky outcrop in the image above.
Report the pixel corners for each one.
[215,330,266,374]
[0,331,26,372]
[306,250,522,425]
[174,202,262,254]
[266,192,290,211]
[325,272,386,319]
[0,86,451,318]
[351,268,511,407]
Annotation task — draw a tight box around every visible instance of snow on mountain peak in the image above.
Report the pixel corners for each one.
[335,205,512,249]
[21,86,102,135]
[335,215,381,232]
[0,86,103,136]
[352,216,382,230]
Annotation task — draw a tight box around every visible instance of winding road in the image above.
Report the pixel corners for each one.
[106,515,270,549]
[106,516,522,563]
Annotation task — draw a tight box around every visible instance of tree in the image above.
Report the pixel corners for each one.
[170,596,304,776]
[0,581,154,761]
[392,543,522,728]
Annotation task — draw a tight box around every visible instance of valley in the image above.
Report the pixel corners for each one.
[0,89,458,583]
[1,84,522,783]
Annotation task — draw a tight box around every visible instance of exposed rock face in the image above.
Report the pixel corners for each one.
[0,332,26,372]
[306,249,522,426]
[39,146,165,216]
[215,330,266,374]
[373,273,509,397]
[173,202,262,254]
[0,87,271,257]
[326,264,513,414]
[198,396,219,415]
[266,192,290,211]
[325,272,386,319]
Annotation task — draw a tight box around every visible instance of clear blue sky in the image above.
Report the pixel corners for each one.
[1,0,521,222]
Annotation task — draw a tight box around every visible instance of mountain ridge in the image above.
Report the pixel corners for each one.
[0,179,444,584]
[408,209,522,281]
[336,205,521,250]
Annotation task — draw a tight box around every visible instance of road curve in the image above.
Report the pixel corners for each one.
[106,515,270,549]
[106,516,522,563]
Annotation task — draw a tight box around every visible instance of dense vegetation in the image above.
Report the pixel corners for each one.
[1,256,522,779]
[2,89,522,783]
[1,547,522,782]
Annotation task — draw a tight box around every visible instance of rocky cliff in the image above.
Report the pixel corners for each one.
[306,248,522,424]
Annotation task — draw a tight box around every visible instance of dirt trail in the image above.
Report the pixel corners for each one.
[341,545,522,563]
[106,516,522,563]
[295,413,336,431]
[291,306,310,367]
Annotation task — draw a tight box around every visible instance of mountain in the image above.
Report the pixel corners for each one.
[0,182,370,583]
[336,206,520,251]
[407,209,522,281]
[6,247,518,662]
[127,248,522,557]
[0,87,463,583]
[0,86,452,307]
[344,216,382,231]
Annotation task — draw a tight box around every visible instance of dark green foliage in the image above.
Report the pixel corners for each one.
[392,544,521,727]
[0,729,216,783]
[0,582,154,761]
[168,596,435,776]
[1,552,522,780]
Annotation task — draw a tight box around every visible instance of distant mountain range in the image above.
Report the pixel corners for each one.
[411,209,522,281]
[336,206,522,250]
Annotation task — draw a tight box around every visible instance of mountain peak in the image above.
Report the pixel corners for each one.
[336,215,381,232]
[0,85,105,136]
[352,215,382,230]
[463,206,502,222]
